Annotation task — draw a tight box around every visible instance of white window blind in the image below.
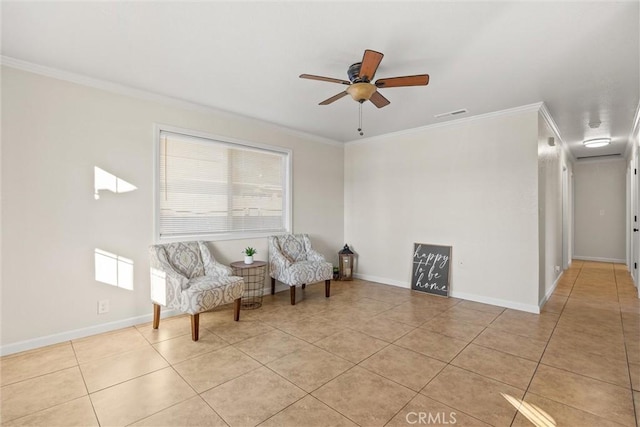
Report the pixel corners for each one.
[157,129,290,240]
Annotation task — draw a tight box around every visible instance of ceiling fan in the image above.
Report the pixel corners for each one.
[299,49,430,108]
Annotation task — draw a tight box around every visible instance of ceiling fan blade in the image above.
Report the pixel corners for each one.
[375,74,430,88]
[300,74,351,85]
[369,91,390,108]
[358,49,384,82]
[319,91,348,105]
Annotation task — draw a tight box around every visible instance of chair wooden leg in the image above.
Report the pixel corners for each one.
[152,304,160,329]
[271,277,276,295]
[325,280,331,298]
[290,286,296,305]
[234,298,241,321]
[302,283,306,289]
[191,313,200,341]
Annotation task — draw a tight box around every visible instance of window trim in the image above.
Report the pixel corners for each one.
[153,124,292,243]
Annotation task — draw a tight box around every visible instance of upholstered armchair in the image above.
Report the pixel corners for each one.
[268,234,333,305]
[149,241,244,341]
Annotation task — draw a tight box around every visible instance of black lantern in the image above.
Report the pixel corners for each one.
[338,244,355,281]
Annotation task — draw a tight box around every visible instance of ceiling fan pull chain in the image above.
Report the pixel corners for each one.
[358,102,364,136]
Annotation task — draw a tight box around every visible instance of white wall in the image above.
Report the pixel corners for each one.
[344,107,541,312]
[537,114,564,304]
[626,104,639,289]
[574,159,626,262]
[1,66,344,352]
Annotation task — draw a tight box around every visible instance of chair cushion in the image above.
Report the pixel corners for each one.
[282,260,333,287]
[180,275,245,314]
[164,242,205,279]
[278,234,307,263]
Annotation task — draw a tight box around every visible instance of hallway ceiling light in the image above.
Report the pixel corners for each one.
[583,138,611,148]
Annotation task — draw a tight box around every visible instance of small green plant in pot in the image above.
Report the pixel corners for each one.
[243,247,257,264]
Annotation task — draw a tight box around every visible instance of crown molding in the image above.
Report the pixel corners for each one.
[538,102,575,163]
[345,102,546,146]
[538,102,563,145]
[625,100,640,160]
[0,55,343,148]
[633,100,640,141]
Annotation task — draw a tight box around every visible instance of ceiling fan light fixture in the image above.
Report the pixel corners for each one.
[583,138,611,148]
[346,82,377,102]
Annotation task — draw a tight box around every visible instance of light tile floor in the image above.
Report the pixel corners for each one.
[1,260,639,426]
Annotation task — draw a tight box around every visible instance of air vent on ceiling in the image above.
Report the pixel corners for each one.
[576,153,621,160]
[434,109,468,118]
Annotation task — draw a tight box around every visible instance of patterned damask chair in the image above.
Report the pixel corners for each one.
[268,234,332,305]
[149,241,244,341]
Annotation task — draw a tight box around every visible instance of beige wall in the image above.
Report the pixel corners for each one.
[1,67,344,352]
[537,114,564,304]
[629,106,640,293]
[574,159,627,262]
[344,107,541,312]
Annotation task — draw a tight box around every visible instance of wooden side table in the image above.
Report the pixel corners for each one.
[230,261,267,309]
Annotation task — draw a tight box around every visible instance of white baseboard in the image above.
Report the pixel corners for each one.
[2,283,303,356]
[353,273,409,288]
[538,271,563,309]
[0,309,181,357]
[354,273,540,313]
[450,291,540,314]
[573,256,626,264]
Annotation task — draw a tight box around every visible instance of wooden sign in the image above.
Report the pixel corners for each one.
[411,243,451,297]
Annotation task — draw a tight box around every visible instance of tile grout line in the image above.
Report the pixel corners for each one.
[69,339,102,427]
[507,262,581,427]
[260,363,363,427]
[198,286,409,426]
[0,360,78,387]
[380,299,550,426]
[510,262,638,427]
[261,316,405,426]
[515,263,612,421]
[250,289,461,425]
[195,319,357,424]
[389,308,498,426]
[614,266,640,427]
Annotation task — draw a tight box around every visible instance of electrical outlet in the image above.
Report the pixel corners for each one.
[98,299,109,314]
[554,265,561,273]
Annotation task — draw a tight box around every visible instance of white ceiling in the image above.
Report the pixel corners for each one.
[2,1,639,159]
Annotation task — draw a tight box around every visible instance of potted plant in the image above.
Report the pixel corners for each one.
[243,247,257,264]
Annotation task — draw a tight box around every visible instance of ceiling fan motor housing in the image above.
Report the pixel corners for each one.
[348,62,364,83]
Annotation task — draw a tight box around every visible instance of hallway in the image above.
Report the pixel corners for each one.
[514,260,639,426]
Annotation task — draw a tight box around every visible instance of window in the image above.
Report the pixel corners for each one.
[155,126,291,241]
